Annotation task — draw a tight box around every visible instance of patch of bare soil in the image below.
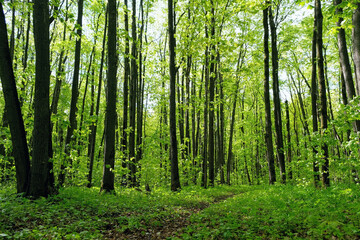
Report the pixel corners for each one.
[103,193,236,239]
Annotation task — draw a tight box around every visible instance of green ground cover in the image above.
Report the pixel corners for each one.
[0,184,359,239]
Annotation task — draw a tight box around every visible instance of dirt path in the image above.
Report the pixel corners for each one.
[103,193,236,239]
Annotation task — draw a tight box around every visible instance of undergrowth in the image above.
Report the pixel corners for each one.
[180,184,360,239]
[0,183,359,239]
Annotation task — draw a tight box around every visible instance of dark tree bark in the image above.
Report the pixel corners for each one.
[217,53,225,184]
[269,3,285,183]
[129,0,138,187]
[202,29,209,188]
[136,0,145,177]
[121,0,130,186]
[59,0,84,185]
[0,2,30,194]
[353,3,360,95]
[311,18,320,187]
[285,100,292,180]
[101,0,117,193]
[315,0,329,187]
[87,8,107,188]
[263,3,276,184]
[168,0,181,191]
[208,1,216,187]
[29,0,51,198]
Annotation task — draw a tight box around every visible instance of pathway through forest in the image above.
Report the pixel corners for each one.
[103,192,237,239]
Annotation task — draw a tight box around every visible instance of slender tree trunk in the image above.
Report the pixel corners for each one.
[0,2,30,194]
[168,0,181,191]
[218,53,225,184]
[78,38,98,155]
[29,0,51,198]
[136,0,145,179]
[87,8,107,188]
[121,0,130,186]
[129,0,138,187]
[60,0,84,185]
[269,4,285,183]
[101,0,117,193]
[208,1,216,187]
[202,28,209,188]
[353,3,360,95]
[285,100,292,180]
[315,0,329,187]
[311,18,320,187]
[263,4,276,184]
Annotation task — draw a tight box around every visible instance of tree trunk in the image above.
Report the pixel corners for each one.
[129,0,138,187]
[208,1,216,187]
[269,4,285,183]
[311,18,320,187]
[168,0,181,191]
[0,2,30,194]
[60,0,84,185]
[353,3,360,95]
[101,0,117,193]
[29,0,51,198]
[285,100,292,180]
[87,8,107,188]
[263,4,276,184]
[121,0,130,186]
[315,0,329,187]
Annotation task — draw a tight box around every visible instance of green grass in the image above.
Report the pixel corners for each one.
[0,183,360,239]
[180,184,360,239]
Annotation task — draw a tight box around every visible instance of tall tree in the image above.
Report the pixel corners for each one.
[121,0,130,185]
[0,2,30,194]
[168,0,181,191]
[129,0,138,187]
[87,6,107,188]
[269,2,286,183]
[353,2,360,95]
[208,0,216,187]
[28,0,51,198]
[315,0,329,187]
[101,0,117,193]
[263,2,276,184]
[311,18,320,187]
[59,0,84,185]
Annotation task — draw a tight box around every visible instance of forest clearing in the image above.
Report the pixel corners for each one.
[1,0,360,238]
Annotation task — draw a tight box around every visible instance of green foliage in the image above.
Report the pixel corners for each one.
[1,184,359,239]
[180,185,360,239]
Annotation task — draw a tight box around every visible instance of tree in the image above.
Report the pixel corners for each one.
[0,2,30,194]
[208,0,216,187]
[353,2,360,95]
[59,0,84,185]
[315,0,329,187]
[121,0,130,186]
[168,0,181,191]
[28,0,51,198]
[129,0,138,187]
[101,0,117,193]
[263,2,276,184]
[269,1,285,183]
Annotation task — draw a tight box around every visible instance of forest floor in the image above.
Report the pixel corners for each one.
[1,183,360,239]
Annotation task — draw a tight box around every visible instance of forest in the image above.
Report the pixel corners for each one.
[1,0,360,238]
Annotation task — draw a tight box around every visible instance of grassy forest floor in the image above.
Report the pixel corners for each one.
[1,183,360,239]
